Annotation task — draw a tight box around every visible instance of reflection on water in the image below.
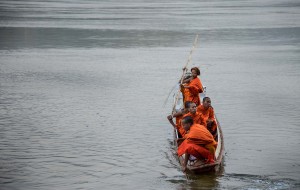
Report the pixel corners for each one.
[1,0,300,189]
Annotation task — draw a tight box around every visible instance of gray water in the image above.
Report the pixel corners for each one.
[0,0,299,189]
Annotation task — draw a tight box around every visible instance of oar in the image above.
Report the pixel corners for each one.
[172,34,199,114]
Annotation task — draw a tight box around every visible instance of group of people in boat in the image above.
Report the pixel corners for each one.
[167,67,218,172]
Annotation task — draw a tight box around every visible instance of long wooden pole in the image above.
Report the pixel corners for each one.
[172,34,199,113]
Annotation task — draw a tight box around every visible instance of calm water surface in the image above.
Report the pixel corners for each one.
[0,0,299,189]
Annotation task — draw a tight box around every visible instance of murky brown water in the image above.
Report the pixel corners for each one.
[0,0,299,189]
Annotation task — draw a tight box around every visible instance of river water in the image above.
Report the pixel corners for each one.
[0,0,299,189]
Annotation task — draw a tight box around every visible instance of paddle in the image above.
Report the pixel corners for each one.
[172,34,199,114]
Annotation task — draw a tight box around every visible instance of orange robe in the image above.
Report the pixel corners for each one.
[197,105,217,136]
[182,77,203,106]
[177,124,217,163]
[175,115,186,137]
[183,112,204,126]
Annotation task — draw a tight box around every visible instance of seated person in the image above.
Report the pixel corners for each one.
[167,101,192,137]
[177,116,217,172]
[197,97,217,138]
[183,101,204,126]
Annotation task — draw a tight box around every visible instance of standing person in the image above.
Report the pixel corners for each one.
[181,67,203,106]
[197,97,217,138]
[177,116,217,172]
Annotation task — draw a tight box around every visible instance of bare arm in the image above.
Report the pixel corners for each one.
[182,77,192,84]
[173,110,183,117]
[182,153,190,172]
[167,115,177,128]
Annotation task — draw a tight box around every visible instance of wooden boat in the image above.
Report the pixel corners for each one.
[171,79,225,174]
[168,35,224,174]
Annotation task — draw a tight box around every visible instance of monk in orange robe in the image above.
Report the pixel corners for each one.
[181,67,203,106]
[177,116,217,172]
[183,102,204,126]
[197,97,217,138]
[167,101,192,137]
